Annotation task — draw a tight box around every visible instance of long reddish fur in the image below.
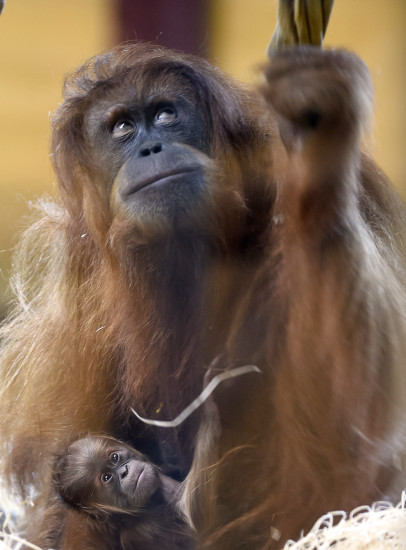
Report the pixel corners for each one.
[0,44,405,548]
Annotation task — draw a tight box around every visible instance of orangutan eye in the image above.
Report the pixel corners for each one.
[112,119,136,139]
[154,107,177,126]
[110,452,119,464]
[101,472,112,483]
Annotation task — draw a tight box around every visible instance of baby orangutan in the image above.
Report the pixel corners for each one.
[51,435,196,550]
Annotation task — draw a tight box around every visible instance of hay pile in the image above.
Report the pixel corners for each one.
[1,492,405,549]
[283,491,406,550]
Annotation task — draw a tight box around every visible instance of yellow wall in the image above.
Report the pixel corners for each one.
[0,1,405,310]
[0,0,115,309]
[210,0,406,195]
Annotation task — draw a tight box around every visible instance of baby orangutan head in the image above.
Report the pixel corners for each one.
[54,435,161,516]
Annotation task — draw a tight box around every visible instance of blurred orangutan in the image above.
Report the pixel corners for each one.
[0,42,405,549]
[31,435,195,550]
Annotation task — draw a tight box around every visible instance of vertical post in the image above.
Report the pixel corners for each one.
[115,0,210,57]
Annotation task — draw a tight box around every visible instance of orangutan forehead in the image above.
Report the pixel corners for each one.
[68,438,110,467]
[92,68,198,108]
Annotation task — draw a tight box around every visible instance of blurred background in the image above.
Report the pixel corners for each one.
[0,0,405,316]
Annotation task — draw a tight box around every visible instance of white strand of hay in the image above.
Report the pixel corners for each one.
[283,490,406,550]
[131,364,262,428]
[0,532,43,550]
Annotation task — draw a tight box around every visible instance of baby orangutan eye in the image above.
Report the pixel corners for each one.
[110,452,119,464]
[102,472,112,483]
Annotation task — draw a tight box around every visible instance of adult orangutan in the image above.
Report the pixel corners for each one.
[0,43,405,548]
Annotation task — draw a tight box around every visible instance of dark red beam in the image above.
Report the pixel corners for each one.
[115,0,210,57]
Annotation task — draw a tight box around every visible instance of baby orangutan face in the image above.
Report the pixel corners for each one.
[56,436,161,513]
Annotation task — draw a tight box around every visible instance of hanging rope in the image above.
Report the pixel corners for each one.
[267,0,334,53]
